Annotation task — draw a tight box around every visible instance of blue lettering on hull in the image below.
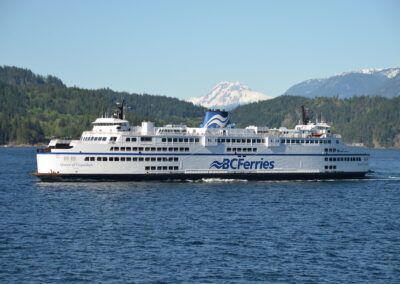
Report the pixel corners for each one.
[210,158,275,170]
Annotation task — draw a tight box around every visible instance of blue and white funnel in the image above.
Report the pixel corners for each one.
[200,110,231,128]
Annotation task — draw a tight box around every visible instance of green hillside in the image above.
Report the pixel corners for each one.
[231,95,400,148]
[1,66,399,148]
[0,66,205,145]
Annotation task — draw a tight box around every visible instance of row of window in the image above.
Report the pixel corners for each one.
[110,147,190,152]
[84,156,179,162]
[161,137,200,143]
[217,138,265,144]
[282,139,336,144]
[226,147,257,153]
[145,166,179,171]
[325,165,337,170]
[82,136,107,141]
[324,148,338,152]
[324,157,362,162]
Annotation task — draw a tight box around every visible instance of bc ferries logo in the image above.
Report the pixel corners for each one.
[210,158,275,170]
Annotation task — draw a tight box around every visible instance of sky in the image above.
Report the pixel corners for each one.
[0,0,399,99]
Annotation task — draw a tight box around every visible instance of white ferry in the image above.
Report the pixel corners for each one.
[32,102,370,181]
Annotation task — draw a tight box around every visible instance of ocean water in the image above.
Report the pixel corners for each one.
[0,148,399,283]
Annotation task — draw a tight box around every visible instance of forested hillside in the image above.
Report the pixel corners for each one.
[1,66,400,148]
[231,96,400,148]
[0,66,205,145]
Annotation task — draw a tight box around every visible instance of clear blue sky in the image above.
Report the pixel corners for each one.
[1,0,399,99]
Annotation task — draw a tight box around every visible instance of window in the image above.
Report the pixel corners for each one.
[121,157,125,161]
[145,166,150,171]
[325,165,328,169]
[126,157,131,162]
[114,147,119,151]
[97,157,102,161]
[139,158,144,162]
[132,157,137,161]
[174,157,178,162]
[109,157,114,161]
[141,137,153,142]
[126,147,131,151]
[103,157,107,161]
[121,147,125,151]
[84,157,89,161]
[168,138,172,142]
[114,157,119,161]
[126,138,131,142]
[162,138,166,142]
[325,157,328,161]
[102,137,107,141]
[90,157,95,161]
[145,157,150,162]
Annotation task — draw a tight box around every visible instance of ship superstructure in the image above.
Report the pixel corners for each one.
[33,102,370,181]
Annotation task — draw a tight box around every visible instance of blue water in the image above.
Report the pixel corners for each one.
[1,148,400,283]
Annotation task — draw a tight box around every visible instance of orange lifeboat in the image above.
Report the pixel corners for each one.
[311,132,323,137]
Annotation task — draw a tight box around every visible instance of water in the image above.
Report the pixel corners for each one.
[1,148,400,283]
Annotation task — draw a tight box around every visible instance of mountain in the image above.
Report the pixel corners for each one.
[187,81,273,110]
[0,66,205,145]
[0,66,65,87]
[284,67,400,98]
[231,95,400,148]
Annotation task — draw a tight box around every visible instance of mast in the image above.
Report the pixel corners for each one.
[301,105,309,125]
[116,100,125,119]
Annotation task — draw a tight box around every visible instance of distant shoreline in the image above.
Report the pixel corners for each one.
[1,144,399,150]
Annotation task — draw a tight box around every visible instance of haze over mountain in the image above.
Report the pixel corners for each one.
[284,67,400,98]
[187,81,273,110]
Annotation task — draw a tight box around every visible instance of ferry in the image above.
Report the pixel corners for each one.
[32,102,370,181]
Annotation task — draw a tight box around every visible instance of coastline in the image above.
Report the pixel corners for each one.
[1,144,399,150]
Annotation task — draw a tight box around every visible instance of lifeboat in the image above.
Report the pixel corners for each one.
[311,132,323,137]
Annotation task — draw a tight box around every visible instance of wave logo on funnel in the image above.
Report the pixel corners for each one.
[201,111,232,128]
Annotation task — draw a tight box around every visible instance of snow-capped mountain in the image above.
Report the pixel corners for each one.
[187,81,273,110]
[284,67,400,98]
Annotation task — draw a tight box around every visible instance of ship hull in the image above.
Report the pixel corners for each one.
[31,171,369,182]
